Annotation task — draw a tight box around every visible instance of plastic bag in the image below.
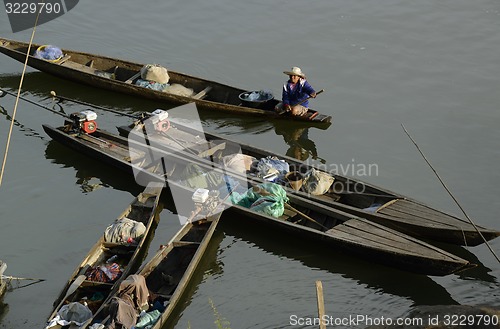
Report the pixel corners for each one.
[140,64,170,84]
[254,156,289,178]
[234,183,288,218]
[222,153,256,173]
[303,168,334,195]
[34,45,63,61]
[163,83,194,97]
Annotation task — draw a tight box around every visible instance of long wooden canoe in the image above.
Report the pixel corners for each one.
[117,118,500,246]
[44,182,163,329]
[0,37,332,126]
[41,119,475,276]
[86,203,222,328]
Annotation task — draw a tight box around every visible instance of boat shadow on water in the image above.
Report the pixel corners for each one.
[423,241,497,284]
[217,217,460,307]
[0,101,45,141]
[0,302,8,324]
[44,140,145,195]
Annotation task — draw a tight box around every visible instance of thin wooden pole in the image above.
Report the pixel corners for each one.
[401,124,499,263]
[316,280,326,329]
[0,4,44,186]
[1,275,45,282]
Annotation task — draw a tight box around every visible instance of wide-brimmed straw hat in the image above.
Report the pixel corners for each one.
[283,67,305,78]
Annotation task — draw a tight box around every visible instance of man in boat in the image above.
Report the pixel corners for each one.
[276,67,317,116]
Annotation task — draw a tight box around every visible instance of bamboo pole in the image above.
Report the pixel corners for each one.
[316,280,326,329]
[402,124,499,263]
[0,4,44,186]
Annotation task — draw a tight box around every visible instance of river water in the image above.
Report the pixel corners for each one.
[0,0,499,328]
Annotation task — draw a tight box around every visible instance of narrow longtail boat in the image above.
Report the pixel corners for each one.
[44,183,163,329]
[0,37,332,126]
[85,195,223,328]
[40,111,475,276]
[116,113,500,247]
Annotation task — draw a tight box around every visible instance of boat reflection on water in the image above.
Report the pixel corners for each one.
[218,217,460,307]
[0,302,8,324]
[0,103,45,141]
[273,121,324,163]
[427,242,497,284]
[44,140,145,195]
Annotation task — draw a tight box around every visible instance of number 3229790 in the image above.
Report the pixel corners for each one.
[5,2,61,14]
[443,314,499,326]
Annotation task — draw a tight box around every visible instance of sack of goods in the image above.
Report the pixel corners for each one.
[222,153,257,173]
[140,64,170,84]
[104,217,147,244]
[302,168,334,195]
[164,83,194,97]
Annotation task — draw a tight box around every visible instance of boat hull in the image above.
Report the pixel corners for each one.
[0,38,332,126]
[45,182,163,328]
[42,124,474,276]
[87,210,222,328]
[117,122,500,246]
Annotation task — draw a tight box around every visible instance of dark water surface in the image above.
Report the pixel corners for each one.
[0,0,499,328]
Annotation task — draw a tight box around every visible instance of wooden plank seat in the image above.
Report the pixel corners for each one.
[189,141,226,158]
[60,60,97,74]
[56,55,71,65]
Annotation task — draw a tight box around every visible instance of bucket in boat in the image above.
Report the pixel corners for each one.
[238,90,274,108]
[285,171,304,191]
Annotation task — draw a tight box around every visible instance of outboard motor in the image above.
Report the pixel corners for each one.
[69,110,98,134]
[146,109,170,133]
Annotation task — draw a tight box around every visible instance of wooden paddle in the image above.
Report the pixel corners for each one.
[252,185,329,231]
[278,89,324,115]
[284,203,330,231]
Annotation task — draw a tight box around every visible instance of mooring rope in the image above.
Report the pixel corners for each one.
[402,123,499,263]
[0,4,45,186]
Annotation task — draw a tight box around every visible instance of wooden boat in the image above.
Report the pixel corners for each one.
[0,38,332,126]
[86,201,223,328]
[0,261,7,299]
[117,117,500,246]
[41,117,475,276]
[44,182,163,329]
